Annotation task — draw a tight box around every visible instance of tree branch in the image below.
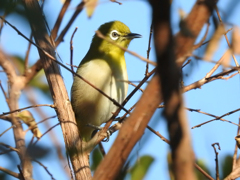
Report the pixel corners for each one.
[0,49,33,180]
[0,166,20,179]
[22,0,91,179]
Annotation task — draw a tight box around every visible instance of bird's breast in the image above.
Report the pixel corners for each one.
[71,58,128,126]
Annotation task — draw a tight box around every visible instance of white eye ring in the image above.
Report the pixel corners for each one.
[110,30,119,40]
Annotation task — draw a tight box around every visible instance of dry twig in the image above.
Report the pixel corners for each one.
[212,143,220,180]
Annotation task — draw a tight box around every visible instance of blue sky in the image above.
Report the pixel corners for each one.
[1,0,240,179]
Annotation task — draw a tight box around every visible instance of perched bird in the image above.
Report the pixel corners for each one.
[71,21,141,141]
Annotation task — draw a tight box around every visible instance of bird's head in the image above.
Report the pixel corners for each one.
[91,21,141,55]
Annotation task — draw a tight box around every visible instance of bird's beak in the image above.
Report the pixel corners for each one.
[124,33,142,39]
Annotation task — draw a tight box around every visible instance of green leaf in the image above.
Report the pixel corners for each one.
[85,0,98,17]
[221,155,233,179]
[130,155,154,180]
[195,159,211,180]
[91,147,103,171]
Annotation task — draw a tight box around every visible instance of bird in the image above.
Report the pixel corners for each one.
[71,21,141,141]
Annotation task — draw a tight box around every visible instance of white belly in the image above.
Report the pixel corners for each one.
[71,59,128,140]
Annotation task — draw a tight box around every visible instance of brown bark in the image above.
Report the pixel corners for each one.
[150,0,196,179]
[150,1,216,180]
[0,51,33,180]
[22,0,92,179]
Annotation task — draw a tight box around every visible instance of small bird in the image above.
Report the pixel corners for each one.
[71,21,141,141]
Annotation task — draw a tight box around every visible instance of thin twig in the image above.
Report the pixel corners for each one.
[66,153,74,180]
[0,166,19,178]
[0,104,55,117]
[28,135,35,147]
[200,40,210,47]
[233,118,240,170]
[220,72,238,80]
[55,1,85,46]
[193,21,210,49]
[147,126,170,143]
[206,68,238,80]
[33,123,60,146]
[192,108,240,129]
[186,108,240,127]
[205,50,229,78]
[184,51,238,92]
[0,17,45,53]
[212,143,220,180]
[51,0,71,40]
[157,106,240,128]
[145,23,153,75]
[193,54,237,69]
[215,6,240,73]
[182,59,191,69]
[224,27,233,35]
[0,149,13,155]
[70,27,78,78]
[24,34,33,72]
[118,80,144,92]
[0,124,17,137]
[66,63,78,68]
[108,103,137,134]
[17,165,25,180]
[110,0,122,5]
[33,159,55,180]
[24,115,57,135]
[0,143,19,153]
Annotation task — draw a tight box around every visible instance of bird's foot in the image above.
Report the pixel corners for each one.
[87,124,112,142]
[87,124,102,130]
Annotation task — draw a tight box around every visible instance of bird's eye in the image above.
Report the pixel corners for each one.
[110,30,119,40]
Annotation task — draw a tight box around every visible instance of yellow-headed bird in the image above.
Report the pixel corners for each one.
[71,21,141,141]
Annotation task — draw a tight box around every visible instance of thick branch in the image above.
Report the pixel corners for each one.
[175,0,216,64]
[0,50,33,180]
[149,0,197,179]
[22,0,91,179]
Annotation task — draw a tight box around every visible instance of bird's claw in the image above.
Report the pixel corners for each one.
[102,130,112,142]
[86,124,112,142]
[87,124,102,130]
